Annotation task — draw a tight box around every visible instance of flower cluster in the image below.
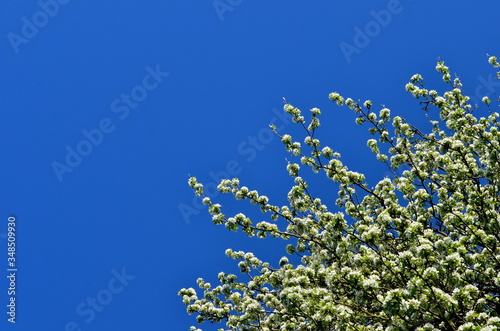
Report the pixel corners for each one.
[179,56,500,330]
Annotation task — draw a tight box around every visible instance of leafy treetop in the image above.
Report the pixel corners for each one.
[179,56,500,331]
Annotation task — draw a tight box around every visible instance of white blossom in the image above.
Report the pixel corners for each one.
[180,56,500,331]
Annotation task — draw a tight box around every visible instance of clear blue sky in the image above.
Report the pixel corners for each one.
[1,1,499,330]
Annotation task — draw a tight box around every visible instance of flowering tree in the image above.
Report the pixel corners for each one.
[179,56,500,330]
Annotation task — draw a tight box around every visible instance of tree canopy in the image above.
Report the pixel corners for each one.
[179,56,500,330]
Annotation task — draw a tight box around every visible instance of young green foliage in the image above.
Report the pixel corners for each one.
[179,56,500,330]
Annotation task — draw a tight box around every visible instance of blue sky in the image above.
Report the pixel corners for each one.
[1,1,500,330]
